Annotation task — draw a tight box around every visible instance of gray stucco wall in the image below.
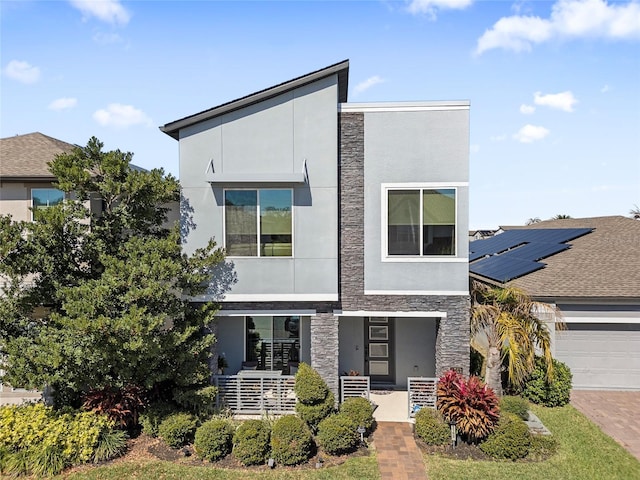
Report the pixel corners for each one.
[178,75,339,300]
[395,317,437,386]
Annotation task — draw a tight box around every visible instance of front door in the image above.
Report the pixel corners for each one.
[364,317,395,385]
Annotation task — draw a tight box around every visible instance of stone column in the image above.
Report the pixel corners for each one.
[435,296,471,376]
[310,313,339,402]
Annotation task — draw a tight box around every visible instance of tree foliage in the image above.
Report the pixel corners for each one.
[0,137,225,409]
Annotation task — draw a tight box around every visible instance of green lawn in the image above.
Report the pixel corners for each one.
[424,404,640,480]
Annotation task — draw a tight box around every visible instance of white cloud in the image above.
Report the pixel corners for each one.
[520,104,536,114]
[600,84,610,93]
[490,134,507,142]
[407,0,473,18]
[49,97,78,110]
[476,0,640,54]
[354,75,386,95]
[93,32,123,45]
[69,0,131,25]
[93,103,152,128]
[534,90,578,112]
[3,60,40,84]
[513,124,550,143]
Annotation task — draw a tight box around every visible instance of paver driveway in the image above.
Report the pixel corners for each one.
[571,390,640,461]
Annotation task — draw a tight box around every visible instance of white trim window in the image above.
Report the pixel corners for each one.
[31,188,64,220]
[224,189,293,257]
[385,186,457,257]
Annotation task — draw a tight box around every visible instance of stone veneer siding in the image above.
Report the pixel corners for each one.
[310,313,340,401]
[339,111,470,376]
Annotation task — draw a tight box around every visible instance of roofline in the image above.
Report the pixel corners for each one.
[0,176,58,182]
[160,60,350,140]
[339,100,470,113]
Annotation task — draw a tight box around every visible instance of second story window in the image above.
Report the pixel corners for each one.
[387,187,456,257]
[31,188,64,221]
[224,189,293,257]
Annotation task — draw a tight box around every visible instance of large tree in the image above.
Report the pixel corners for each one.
[470,280,555,396]
[0,137,225,409]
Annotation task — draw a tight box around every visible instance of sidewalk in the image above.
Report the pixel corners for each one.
[373,422,428,480]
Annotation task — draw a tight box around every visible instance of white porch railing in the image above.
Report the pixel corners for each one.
[408,377,438,417]
[212,374,296,415]
[340,376,370,403]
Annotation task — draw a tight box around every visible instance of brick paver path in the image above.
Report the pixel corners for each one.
[571,390,640,461]
[374,422,428,480]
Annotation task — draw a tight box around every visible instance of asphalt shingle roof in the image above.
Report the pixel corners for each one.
[0,132,77,179]
[498,216,640,299]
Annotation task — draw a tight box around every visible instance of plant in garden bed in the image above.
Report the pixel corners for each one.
[436,369,500,443]
[233,419,271,466]
[339,397,375,433]
[479,412,532,460]
[294,363,335,432]
[82,384,146,429]
[522,356,572,407]
[317,414,360,455]
[194,418,234,461]
[500,395,529,420]
[414,408,450,446]
[270,415,314,466]
[158,412,198,448]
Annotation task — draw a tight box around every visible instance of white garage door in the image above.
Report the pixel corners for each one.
[555,323,640,390]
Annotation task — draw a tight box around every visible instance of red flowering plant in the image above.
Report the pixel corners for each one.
[436,370,500,443]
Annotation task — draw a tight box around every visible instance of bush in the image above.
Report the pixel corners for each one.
[296,391,335,432]
[172,386,218,420]
[139,401,175,437]
[527,434,559,460]
[158,412,198,448]
[233,420,270,466]
[339,397,375,433]
[437,370,500,443]
[82,384,146,428]
[522,357,573,407]
[317,414,360,455]
[480,413,532,460]
[500,396,529,420]
[414,408,451,446]
[94,429,128,463]
[194,418,234,461]
[294,363,329,403]
[270,415,313,466]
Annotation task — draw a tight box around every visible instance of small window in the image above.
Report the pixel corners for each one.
[387,187,456,256]
[31,188,64,220]
[225,189,292,257]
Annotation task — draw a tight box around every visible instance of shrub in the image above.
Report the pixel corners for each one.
[527,434,559,460]
[437,370,500,443]
[522,357,573,407]
[500,396,529,420]
[172,386,218,420]
[339,397,375,433]
[158,412,198,448]
[294,363,329,403]
[82,384,146,428]
[233,420,270,466]
[94,429,128,463]
[270,415,314,466]
[296,391,335,432]
[480,413,532,460]
[139,401,176,437]
[317,414,360,455]
[194,418,234,461]
[414,408,450,446]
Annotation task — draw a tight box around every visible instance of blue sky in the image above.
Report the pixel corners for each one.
[1,0,639,229]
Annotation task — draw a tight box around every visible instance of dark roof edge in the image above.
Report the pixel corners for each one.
[160,60,349,140]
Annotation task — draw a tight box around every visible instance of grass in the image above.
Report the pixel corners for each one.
[57,456,379,480]
[424,404,640,480]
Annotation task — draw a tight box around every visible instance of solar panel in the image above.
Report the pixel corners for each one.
[469,228,592,283]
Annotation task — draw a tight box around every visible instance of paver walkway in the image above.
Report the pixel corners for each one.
[571,390,640,461]
[373,421,428,480]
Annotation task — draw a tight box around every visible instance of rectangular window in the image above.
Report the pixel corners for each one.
[31,188,64,220]
[246,316,300,373]
[387,188,456,256]
[225,189,292,257]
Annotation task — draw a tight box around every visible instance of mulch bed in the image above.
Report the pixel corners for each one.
[415,437,491,461]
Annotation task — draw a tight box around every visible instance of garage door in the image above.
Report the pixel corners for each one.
[555,323,640,390]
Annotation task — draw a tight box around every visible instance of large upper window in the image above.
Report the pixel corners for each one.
[31,188,64,220]
[224,189,292,257]
[387,188,456,256]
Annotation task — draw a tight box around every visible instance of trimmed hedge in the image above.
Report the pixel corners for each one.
[270,415,314,466]
[194,418,234,461]
[158,412,198,448]
[522,357,573,407]
[139,401,175,437]
[296,391,335,432]
[317,414,360,455]
[339,397,375,433]
[500,396,529,421]
[479,413,532,460]
[233,420,270,466]
[295,363,335,432]
[414,408,451,446]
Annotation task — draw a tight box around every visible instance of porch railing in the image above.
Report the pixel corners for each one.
[408,377,438,417]
[340,376,370,403]
[212,374,296,415]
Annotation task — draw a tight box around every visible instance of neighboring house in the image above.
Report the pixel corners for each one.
[470,216,640,391]
[468,229,496,242]
[161,60,471,401]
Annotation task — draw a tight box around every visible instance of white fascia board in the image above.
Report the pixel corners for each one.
[339,310,448,318]
[561,316,640,324]
[222,293,338,302]
[364,290,469,296]
[217,309,317,316]
[340,101,470,113]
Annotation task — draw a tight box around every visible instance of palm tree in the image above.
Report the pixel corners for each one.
[630,205,640,220]
[552,214,572,220]
[525,217,541,225]
[470,281,555,397]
